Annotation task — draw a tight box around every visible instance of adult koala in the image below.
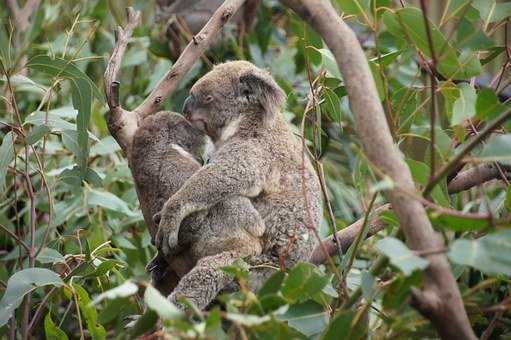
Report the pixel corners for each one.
[155,61,322,303]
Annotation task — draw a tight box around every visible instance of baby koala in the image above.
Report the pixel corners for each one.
[155,61,322,294]
[130,111,265,305]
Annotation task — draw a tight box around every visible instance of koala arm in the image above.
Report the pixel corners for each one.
[155,141,269,256]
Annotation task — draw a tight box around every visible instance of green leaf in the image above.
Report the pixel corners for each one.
[226,313,271,326]
[452,83,477,126]
[320,310,366,340]
[36,247,65,264]
[247,319,307,339]
[321,87,341,122]
[313,48,341,79]
[258,271,286,297]
[479,134,511,165]
[375,237,429,276]
[383,7,477,79]
[0,268,64,327]
[91,281,139,305]
[276,300,328,337]
[281,263,332,303]
[382,271,422,310]
[0,131,15,191]
[429,212,490,231]
[87,189,138,217]
[44,313,69,340]
[130,310,159,338]
[448,230,511,275]
[473,0,511,24]
[336,0,370,16]
[476,88,505,120]
[70,77,92,173]
[27,55,102,101]
[26,124,51,145]
[25,111,98,141]
[90,136,121,156]
[406,159,449,207]
[144,285,183,320]
[73,284,106,340]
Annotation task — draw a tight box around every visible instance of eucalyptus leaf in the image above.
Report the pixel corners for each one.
[0,268,64,327]
[376,237,429,275]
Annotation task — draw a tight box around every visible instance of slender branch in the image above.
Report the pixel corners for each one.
[281,1,475,338]
[134,0,246,118]
[0,223,30,252]
[424,107,511,196]
[419,0,437,182]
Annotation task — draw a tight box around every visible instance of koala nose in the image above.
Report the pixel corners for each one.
[182,95,194,118]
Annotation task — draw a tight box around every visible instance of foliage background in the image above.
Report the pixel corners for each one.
[1,0,511,338]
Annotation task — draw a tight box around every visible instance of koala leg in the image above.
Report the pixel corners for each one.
[168,250,245,310]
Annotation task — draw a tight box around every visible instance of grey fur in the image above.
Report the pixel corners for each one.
[131,112,264,305]
[155,61,322,299]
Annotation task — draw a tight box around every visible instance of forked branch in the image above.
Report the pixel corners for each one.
[104,7,141,152]
[134,0,246,118]
[104,1,246,153]
[6,0,41,32]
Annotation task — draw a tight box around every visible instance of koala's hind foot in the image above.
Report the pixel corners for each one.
[168,250,251,310]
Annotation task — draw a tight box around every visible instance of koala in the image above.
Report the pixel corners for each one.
[155,61,322,294]
[130,111,265,302]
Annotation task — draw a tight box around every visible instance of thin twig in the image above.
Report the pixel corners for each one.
[419,0,437,181]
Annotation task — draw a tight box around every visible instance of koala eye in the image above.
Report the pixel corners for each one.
[204,95,214,104]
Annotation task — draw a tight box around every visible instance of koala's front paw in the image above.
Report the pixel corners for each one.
[155,211,181,257]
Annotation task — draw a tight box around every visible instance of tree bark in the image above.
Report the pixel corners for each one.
[280,1,475,338]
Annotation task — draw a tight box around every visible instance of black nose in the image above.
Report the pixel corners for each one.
[182,95,194,117]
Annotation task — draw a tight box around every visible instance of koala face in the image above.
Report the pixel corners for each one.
[183,61,285,142]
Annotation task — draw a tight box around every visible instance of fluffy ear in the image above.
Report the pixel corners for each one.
[238,69,286,127]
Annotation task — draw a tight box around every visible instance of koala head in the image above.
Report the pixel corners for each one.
[182,61,285,142]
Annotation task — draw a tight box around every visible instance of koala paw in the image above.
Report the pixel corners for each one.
[155,212,181,257]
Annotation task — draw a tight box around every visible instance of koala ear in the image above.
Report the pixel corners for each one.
[238,70,286,127]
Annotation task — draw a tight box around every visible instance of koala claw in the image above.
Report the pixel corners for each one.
[155,213,182,257]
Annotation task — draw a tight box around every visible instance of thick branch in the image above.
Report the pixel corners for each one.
[448,163,511,194]
[281,0,475,338]
[103,7,142,152]
[311,204,390,264]
[6,0,40,32]
[134,0,246,118]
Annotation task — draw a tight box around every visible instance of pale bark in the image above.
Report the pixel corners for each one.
[280,0,475,338]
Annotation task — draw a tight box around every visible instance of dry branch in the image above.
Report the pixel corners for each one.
[311,204,390,264]
[280,0,475,338]
[6,0,40,32]
[104,0,246,153]
[104,7,142,152]
[134,0,246,119]
[448,163,511,194]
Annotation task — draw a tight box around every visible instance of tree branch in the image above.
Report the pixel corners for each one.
[6,0,41,32]
[424,107,511,196]
[104,1,246,153]
[281,0,475,338]
[311,204,390,264]
[134,0,246,119]
[448,163,511,194]
[103,7,142,152]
